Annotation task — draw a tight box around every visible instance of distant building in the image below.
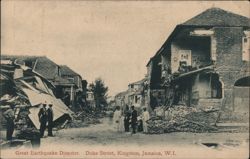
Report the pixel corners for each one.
[106,96,115,108]
[128,78,147,108]
[86,90,95,108]
[114,90,128,108]
[56,65,83,109]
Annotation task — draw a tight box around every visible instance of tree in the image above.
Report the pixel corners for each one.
[89,78,108,111]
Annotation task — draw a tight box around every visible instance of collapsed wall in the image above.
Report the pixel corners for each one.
[0,60,74,132]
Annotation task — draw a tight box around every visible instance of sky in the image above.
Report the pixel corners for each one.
[1,1,249,96]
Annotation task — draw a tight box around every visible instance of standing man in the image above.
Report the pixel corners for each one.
[38,103,47,137]
[47,104,54,137]
[142,107,150,133]
[3,104,15,140]
[123,105,130,132]
[130,106,137,134]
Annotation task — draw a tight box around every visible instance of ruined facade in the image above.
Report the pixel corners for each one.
[1,55,86,110]
[147,8,250,119]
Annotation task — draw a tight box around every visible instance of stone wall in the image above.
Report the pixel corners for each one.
[213,27,250,110]
[198,98,222,109]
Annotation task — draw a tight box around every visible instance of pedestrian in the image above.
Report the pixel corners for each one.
[47,104,54,137]
[123,105,130,132]
[119,112,125,132]
[38,103,47,137]
[137,116,143,132]
[3,104,15,140]
[130,106,137,134]
[142,107,150,133]
[113,106,121,132]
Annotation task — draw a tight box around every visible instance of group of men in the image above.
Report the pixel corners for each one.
[38,103,54,137]
[113,105,150,134]
[3,102,54,140]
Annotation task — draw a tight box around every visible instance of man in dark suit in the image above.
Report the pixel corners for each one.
[3,104,15,140]
[130,106,137,134]
[38,103,47,137]
[123,105,130,132]
[47,104,54,137]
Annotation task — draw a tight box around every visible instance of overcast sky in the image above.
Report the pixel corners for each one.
[1,1,249,96]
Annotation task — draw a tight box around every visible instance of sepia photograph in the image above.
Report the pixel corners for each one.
[0,0,249,158]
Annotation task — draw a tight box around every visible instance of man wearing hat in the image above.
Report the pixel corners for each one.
[47,104,54,136]
[38,103,47,137]
[130,106,138,134]
[3,104,15,140]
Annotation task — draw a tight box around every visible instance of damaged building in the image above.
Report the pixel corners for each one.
[0,59,74,131]
[1,55,86,110]
[114,78,148,109]
[146,8,250,121]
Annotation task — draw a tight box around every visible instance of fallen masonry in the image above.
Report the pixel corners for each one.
[0,59,106,148]
[147,106,219,134]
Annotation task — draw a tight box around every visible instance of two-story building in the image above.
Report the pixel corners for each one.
[114,90,128,108]
[1,55,86,110]
[55,65,83,109]
[127,78,147,108]
[147,8,250,119]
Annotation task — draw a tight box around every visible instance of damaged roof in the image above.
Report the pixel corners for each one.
[33,57,59,80]
[146,8,250,66]
[1,55,59,80]
[182,7,250,27]
[60,65,80,77]
[129,78,147,86]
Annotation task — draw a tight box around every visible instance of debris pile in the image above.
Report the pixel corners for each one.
[0,59,74,137]
[65,111,101,128]
[147,106,219,134]
[16,128,41,148]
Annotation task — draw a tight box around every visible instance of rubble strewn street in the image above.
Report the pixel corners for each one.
[65,111,102,128]
[1,3,250,159]
[147,106,219,134]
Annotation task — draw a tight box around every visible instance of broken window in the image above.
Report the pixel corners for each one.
[211,74,222,98]
[197,73,222,99]
[235,76,250,87]
[242,31,250,61]
[135,96,138,103]
[176,50,192,73]
[179,50,191,66]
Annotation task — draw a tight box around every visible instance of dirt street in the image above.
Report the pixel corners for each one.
[40,117,249,146]
[1,117,249,159]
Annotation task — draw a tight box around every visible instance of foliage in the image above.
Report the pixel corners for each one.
[89,78,108,110]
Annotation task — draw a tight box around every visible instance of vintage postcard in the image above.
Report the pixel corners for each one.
[0,0,249,159]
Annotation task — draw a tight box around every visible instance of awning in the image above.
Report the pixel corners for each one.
[174,65,214,81]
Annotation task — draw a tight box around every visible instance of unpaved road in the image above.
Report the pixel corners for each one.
[41,118,249,147]
[1,118,249,159]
